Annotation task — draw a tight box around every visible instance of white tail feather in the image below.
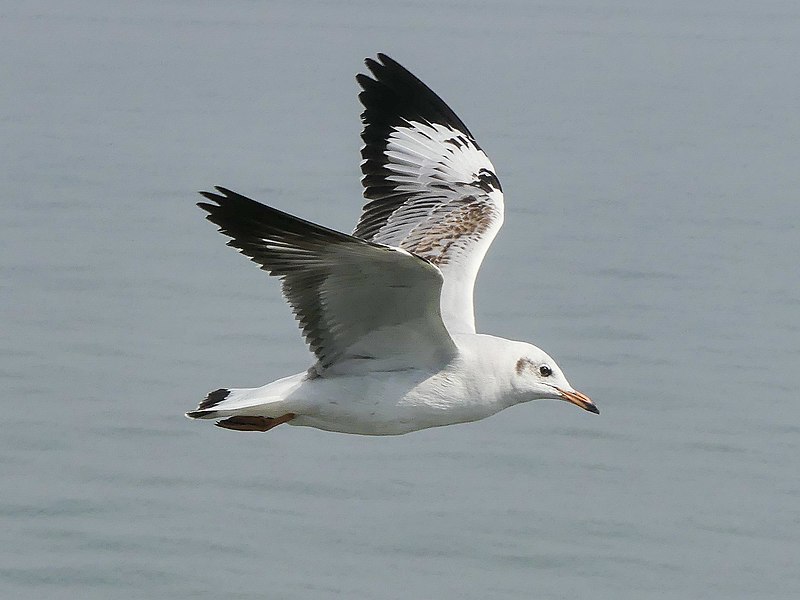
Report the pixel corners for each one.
[186,372,306,419]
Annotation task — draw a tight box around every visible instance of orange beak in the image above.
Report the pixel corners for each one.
[557,388,599,414]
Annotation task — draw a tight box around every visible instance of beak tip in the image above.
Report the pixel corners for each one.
[557,388,599,415]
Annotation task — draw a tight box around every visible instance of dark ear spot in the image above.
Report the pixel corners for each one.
[515,357,533,375]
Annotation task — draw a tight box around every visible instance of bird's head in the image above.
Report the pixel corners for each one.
[510,345,599,414]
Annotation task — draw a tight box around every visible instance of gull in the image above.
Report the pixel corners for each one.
[186,53,598,435]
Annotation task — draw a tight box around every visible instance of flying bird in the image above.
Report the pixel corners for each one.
[186,53,598,435]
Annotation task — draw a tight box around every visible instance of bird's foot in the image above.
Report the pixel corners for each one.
[215,413,296,432]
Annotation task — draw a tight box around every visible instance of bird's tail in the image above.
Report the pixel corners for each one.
[185,372,306,420]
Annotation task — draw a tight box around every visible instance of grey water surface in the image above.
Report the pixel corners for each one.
[2,1,799,599]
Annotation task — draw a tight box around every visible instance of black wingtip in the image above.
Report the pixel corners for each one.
[368,53,396,69]
[198,188,222,202]
[364,52,386,69]
[355,72,373,89]
[358,53,475,144]
[197,187,256,218]
[362,53,402,84]
[198,186,232,198]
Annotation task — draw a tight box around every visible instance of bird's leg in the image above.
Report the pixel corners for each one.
[215,413,296,432]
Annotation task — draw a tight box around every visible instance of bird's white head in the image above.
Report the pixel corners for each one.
[510,344,599,414]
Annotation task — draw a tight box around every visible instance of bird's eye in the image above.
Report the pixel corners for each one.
[539,365,552,377]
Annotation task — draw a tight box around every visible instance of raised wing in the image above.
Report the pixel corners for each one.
[355,53,505,334]
[198,187,457,373]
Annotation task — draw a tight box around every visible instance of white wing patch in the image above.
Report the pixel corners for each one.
[377,120,504,267]
[386,122,496,189]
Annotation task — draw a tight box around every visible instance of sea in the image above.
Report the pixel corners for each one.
[2,1,798,598]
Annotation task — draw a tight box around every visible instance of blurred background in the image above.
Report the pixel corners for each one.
[2,1,798,598]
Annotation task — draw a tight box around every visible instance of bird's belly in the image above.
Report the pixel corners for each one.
[286,372,500,436]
